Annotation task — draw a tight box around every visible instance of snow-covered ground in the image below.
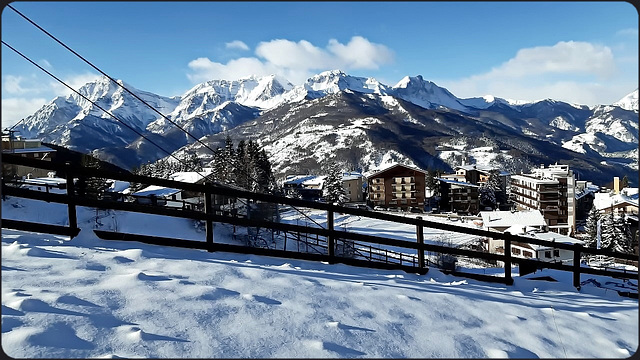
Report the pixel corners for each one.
[2,197,638,358]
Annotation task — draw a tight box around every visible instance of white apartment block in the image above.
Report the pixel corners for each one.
[510,164,575,235]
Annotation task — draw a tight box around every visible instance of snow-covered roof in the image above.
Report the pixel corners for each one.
[132,185,181,198]
[436,178,480,188]
[22,177,66,186]
[342,172,364,181]
[284,175,326,187]
[510,174,558,185]
[575,183,600,200]
[169,168,214,184]
[593,192,639,211]
[107,180,130,193]
[366,163,427,179]
[455,164,497,173]
[480,210,546,229]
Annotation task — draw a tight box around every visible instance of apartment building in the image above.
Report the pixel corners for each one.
[367,164,426,210]
[510,164,575,235]
[342,172,365,203]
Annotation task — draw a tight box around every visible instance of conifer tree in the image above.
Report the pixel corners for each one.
[323,162,347,205]
[584,206,600,247]
[599,212,615,250]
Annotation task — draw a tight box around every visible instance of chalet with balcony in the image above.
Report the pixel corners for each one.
[367,164,426,210]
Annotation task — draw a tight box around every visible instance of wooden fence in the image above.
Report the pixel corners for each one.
[2,153,637,289]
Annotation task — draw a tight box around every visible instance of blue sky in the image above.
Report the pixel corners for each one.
[2,1,638,126]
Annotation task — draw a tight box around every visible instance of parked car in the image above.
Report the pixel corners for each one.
[373,206,386,211]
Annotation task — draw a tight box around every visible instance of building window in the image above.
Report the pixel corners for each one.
[33,153,39,158]
[545,251,551,258]
[376,185,380,191]
[553,249,560,257]
[523,251,533,258]
[511,248,521,255]
[376,193,381,199]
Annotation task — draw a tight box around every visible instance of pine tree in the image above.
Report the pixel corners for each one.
[621,175,629,189]
[612,214,633,253]
[584,206,600,247]
[599,212,616,250]
[80,154,108,199]
[479,182,496,210]
[323,162,347,205]
[425,170,439,196]
[487,170,505,207]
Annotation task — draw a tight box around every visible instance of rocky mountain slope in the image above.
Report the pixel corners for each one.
[12,71,638,183]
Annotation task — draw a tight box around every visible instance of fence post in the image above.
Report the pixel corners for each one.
[573,243,581,290]
[504,236,513,285]
[204,184,214,252]
[416,216,425,269]
[327,209,335,262]
[65,163,78,237]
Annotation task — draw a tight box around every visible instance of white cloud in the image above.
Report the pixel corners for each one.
[1,97,47,127]
[616,28,639,37]
[481,41,615,79]
[188,36,394,84]
[327,36,394,69]
[40,59,53,69]
[49,72,101,96]
[3,74,47,95]
[225,40,250,51]
[438,41,627,106]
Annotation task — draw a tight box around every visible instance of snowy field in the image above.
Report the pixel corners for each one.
[2,197,638,358]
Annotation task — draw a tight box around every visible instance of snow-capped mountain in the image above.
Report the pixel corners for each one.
[391,75,468,112]
[173,89,630,185]
[613,89,639,112]
[12,71,638,183]
[15,76,180,153]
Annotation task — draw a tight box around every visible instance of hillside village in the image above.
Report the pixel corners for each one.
[3,131,638,268]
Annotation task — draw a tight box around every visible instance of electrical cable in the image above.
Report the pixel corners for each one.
[5,5,326,229]
[1,40,214,185]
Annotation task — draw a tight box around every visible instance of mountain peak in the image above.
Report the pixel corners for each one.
[613,89,638,112]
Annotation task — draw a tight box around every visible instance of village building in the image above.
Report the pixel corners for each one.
[366,163,427,210]
[436,178,480,214]
[130,169,214,210]
[480,210,547,234]
[342,172,365,203]
[510,164,576,235]
[2,135,57,178]
[283,175,326,201]
[503,227,585,264]
[574,180,600,225]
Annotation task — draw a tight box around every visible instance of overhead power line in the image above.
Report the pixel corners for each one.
[5,6,326,229]
[1,40,211,183]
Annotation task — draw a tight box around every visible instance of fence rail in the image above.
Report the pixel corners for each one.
[2,154,637,289]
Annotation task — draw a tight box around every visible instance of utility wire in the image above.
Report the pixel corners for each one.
[1,40,213,184]
[6,5,325,229]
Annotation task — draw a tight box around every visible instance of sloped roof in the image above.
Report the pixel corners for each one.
[366,163,427,179]
[169,168,213,184]
[480,210,546,229]
[132,185,181,198]
[593,191,639,211]
[437,178,480,188]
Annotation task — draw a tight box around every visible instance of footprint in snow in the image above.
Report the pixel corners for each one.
[326,321,375,332]
[241,294,281,305]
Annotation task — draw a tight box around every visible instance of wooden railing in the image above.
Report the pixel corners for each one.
[2,153,637,289]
